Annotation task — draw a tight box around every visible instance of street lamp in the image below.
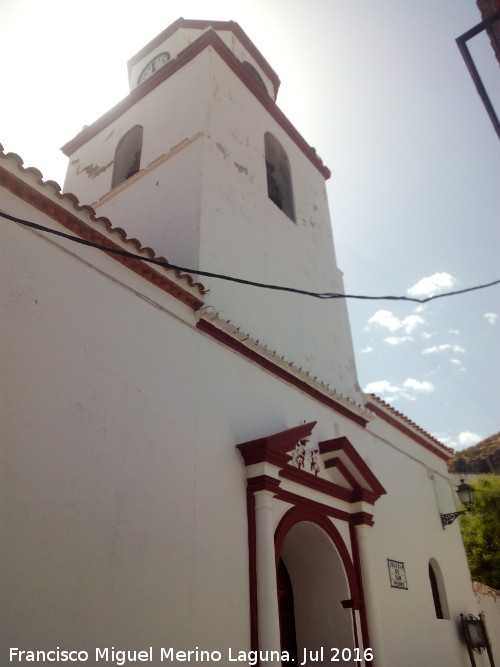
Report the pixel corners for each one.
[441,479,476,528]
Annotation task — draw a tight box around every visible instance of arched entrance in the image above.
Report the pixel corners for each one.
[276,514,357,665]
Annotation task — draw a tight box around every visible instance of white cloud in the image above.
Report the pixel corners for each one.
[422,343,465,355]
[457,431,483,448]
[364,380,399,394]
[384,336,413,345]
[421,331,432,339]
[361,346,374,353]
[367,310,425,335]
[407,272,458,298]
[402,315,425,334]
[433,433,452,446]
[367,310,401,332]
[365,377,435,400]
[448,329,460,335]
[484,312,498,325]
[450,358,461,365]
[403,378,435,393]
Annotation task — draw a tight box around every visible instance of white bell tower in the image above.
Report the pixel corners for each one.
[62,18,362,399]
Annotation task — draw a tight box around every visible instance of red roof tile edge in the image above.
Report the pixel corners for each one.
[0,145,206,311]
[366,394,454,461]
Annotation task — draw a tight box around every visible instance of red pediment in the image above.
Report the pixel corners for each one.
[237,425,386,506]
[319,436,386,504]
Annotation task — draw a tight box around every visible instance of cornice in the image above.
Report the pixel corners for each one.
[61,29,330,179]
[127,18,281,95]
[237,422,385,509]
[197,313,369,427]
[366,395,453,462]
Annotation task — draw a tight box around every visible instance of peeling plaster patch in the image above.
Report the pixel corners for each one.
[77,161,113,179]
[234,162,248,174]
[70,159,80,165]
[216,142,229,157]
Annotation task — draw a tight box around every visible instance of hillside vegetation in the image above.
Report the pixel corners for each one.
[448,432,500,474]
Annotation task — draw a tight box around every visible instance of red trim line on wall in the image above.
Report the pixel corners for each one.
[199,319,368,427]
[0,165,204,311]
[366,400,451,462]
[279,467,354,503]
[319,436,387,499]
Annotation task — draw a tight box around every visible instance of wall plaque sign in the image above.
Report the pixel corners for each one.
[387,559,408,589]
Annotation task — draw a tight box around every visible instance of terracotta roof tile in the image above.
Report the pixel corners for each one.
[366,393,454,458]
[0,144,207,308]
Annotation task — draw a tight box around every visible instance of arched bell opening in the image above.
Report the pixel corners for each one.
[276,516,357,666]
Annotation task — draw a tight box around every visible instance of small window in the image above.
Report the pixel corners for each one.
[112,125,143,188]
[428,559,450,619]
[264,132,295,222]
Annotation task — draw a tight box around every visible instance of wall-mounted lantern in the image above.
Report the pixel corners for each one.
[461,613,495,667]
[441,479,475,528]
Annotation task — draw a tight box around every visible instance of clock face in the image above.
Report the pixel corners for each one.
[137,52,171,85]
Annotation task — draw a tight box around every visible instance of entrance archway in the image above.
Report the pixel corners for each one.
[276,513,357,665]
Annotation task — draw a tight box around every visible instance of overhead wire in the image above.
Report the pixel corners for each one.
[1,209,499,303]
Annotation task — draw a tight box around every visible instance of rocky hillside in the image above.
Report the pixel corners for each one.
[448,432,500,474]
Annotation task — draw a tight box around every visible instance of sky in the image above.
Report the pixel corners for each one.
[0,0,498,450]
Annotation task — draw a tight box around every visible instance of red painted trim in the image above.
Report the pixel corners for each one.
[319,436,387,498]
[243,476,374,659]
[325,457,360,490]
[199,319,368,426]
[237,422,316,466]
[237,424,384,506]
[61,30,330,180]
[366,400,452,462]
[127,18,281,95]
[279,467,354,503]
[246,487,259,652]
[350,512,375,527]
[0,164,204,311]
[275,489,353,523]
[247,475,282,495]
[274,506,360,610]
[349,523,372,661]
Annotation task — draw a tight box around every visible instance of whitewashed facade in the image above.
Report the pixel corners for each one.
[1,18,495,667]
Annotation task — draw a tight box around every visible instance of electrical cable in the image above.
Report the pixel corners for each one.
[1,209,499,303]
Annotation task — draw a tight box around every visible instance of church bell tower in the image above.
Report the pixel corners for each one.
[62,18,362,400]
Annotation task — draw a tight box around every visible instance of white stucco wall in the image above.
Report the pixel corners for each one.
[1,181,480,666]
[64,41,361,400]
[1,21,482,666]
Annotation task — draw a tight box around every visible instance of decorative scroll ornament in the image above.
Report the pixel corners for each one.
[309,450,320,476]
[291,439,307,470]
[291,440,320,476]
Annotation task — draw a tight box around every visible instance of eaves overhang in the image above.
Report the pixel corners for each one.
[0,146,206,311]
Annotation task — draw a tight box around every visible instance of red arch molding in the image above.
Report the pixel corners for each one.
[273,506,372,661]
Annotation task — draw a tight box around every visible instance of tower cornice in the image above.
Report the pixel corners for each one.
[127,18,281,95]
[61,28,331,179]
